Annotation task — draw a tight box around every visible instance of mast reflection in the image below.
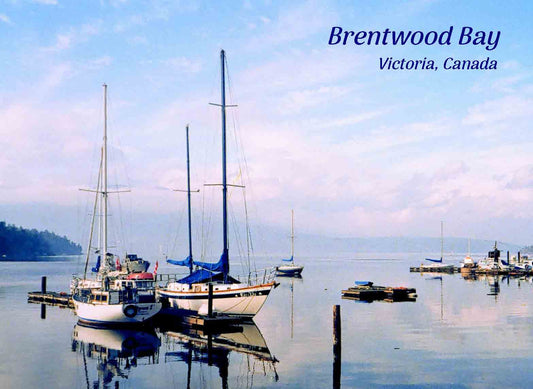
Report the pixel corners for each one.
[71,324,160,388]
[157,319,279,388]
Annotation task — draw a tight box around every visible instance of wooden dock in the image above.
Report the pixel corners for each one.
[410,266,458,273]
[342,284,417,302]
[27,291,73,308]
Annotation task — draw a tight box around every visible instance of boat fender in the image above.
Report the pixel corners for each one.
[123,305,138,318]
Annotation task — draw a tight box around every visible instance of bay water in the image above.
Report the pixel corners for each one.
[1,253,533,388]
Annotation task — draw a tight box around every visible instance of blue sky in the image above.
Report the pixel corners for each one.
[0,0,531,250]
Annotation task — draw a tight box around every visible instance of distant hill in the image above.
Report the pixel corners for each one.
[251,232,523,257]
[0,221,82,260]
[522,245,533,253]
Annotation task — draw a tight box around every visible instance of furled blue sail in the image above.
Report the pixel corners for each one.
[282,255,294,262]
[194,251,229,273]
[177,269,217,284]
[354,281,373,286]
[425,257,443,263]
[91,256,101,273]
[167,256,192,267]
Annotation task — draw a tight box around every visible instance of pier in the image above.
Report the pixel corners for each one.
[410,266,459,273]
[28,291,73,308]
[410,266,533,276]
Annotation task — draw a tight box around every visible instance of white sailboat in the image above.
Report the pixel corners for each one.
[421,221,455,272]
[71,84,161,325]
[460,238,477,269]
[157,50,276,319]
[276,210,304,277]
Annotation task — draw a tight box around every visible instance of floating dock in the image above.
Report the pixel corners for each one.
[342,283,417,302]
[410,266,458,273]
[410,266,533,276]
[27,291,73,308]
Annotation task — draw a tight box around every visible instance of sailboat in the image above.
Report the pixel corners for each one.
[460,238,477,270]
[276,210,304,276]
[157,50,277,319]
[71,84,162,325]
[420,221,455,272]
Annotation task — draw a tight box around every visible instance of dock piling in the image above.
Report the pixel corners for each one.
[333,304,341,389]
[208,284,213,318]
[41,276,47,294]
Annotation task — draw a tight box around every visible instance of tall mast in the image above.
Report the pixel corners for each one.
[221,50,229,278]
[291,210,295,260]
[102,84,108,266]
[186,124,193,274]
[440,220,443,262]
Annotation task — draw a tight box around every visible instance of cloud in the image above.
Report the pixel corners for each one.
[41,20,103,52]
[247,1,338,48]
[463,94,532,126]
[0,14,12,24]
[32,0,58,4]
[162,57,202,74]
[505,166,533,190]
[280,86,352,113]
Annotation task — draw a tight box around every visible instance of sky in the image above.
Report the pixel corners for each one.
[0,0,531,254]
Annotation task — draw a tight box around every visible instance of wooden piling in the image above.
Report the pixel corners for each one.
[40,304,46,320]
[333,305,341,389]
[208,283,213,318]
[41,276,47,294]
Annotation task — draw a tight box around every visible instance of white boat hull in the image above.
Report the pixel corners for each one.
[73,299,162,325]
[158,282,275,318]
[276,264,304,276]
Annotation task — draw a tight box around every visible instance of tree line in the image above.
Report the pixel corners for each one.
[0,221,82,260]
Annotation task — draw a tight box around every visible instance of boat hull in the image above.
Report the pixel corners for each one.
[158,282,275,318]
[73,299,162,325]
[275,265,304,276]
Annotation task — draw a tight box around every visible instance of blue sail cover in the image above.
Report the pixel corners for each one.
[194,251,229,273]
[501,259,509,266]
[167,256,192,267]
[282,255,294,262]
[177,269,218,284]
[425,257,443,263]
[91,256,101,273]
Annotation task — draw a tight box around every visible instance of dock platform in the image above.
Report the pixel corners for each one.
[27,291,73,308]
[342,284,417,302]
[410,266,459,273]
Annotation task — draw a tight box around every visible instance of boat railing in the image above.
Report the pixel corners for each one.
[154,273,187,284]
[241,267,277,286]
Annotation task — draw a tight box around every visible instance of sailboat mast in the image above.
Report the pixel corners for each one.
[221,50,229,277]
[291,210,294,260]
[440,220,443,261]
[102,84,109,267]
[186,124,193,274]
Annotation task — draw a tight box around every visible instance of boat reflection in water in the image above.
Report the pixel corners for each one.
[72,319,278,388]
[460,272,533,298]
[71,324,161,388]
[158,319,279,388]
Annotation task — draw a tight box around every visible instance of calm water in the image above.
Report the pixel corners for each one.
[1,253,533,388]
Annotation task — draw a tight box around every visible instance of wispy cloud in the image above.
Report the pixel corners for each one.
[32,0,58,5]
[41,20,103,52]
[247,1,338,48]
[162,57,202,74]
[0,14,12,25]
